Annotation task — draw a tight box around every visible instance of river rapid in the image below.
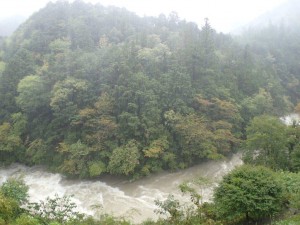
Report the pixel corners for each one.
[0,154,242,223]
[1,114,298,223]
[280,113,300,125]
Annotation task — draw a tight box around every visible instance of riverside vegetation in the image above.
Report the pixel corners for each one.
[1,0,300,224]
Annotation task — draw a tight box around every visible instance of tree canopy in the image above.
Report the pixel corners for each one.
[0,0,299,178]
[214,165,284,222]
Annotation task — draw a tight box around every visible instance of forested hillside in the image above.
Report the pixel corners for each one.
[0,0,298,178]
[241,0,300,104]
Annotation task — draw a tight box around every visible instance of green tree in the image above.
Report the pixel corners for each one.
[16,75,50,114]
[108,140,140,175]
[57,140,92,177]
[1,178,28,204]
[154,195,183,223]
[50,78,89,118]
[243,115,289,170]
[0,123,23,164]
[287,123,300,172]
[200,18,216,69]
[74,92,117,152]
[164,111,220,164]
[25,139,48,165]
[0,48,35,121]
[241,88,274,122]
[14,214,41,225]
[26,194,83,224]
[10,113,27,137]
[291,145,300,171]
[49,77,90,143]
[214,165,284,223]
[0,178,28,223]
[0,192,18,222]
[71,93,118,177]
[278,171,300,211]
[115,72,162,143]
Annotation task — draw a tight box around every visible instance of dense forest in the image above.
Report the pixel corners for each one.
[1,0,300,224]
[1,0,299,179]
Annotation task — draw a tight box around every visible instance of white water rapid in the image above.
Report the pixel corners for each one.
[280,113,300,125]
[0,154,242,223]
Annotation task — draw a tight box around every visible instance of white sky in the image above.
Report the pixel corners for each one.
[0,0,289,33]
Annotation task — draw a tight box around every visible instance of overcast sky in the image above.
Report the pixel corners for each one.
[0,0,289,33]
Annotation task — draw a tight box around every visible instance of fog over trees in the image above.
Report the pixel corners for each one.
[0,0,300,224]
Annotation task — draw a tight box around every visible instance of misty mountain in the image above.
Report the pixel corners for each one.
[1,2,300,225]
[248,0,300,29]
[236,0,300,105]
[0,0,298,180]
[0,15,27,37]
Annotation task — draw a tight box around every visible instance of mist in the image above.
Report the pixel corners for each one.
[0,0,289,33]
[1,0,300,224]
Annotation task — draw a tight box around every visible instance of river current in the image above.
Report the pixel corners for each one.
[0,154,242,223]
[1,115,299,222]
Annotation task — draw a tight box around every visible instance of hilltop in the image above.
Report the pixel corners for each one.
[0,0,298,179]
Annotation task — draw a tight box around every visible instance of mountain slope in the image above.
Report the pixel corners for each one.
[249,0,300,28]
[0,1,295,178]
[239,0,300,103]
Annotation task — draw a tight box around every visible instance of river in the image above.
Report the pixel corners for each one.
[280,113,300,125]
[1,114,298,223]
[0,153,242,223]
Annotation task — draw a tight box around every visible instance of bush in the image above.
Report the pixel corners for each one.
[25,194,83,223]
[1,177,28,204]
[0,192,19,222]
[214,165,284,223]
[14,214,41,225]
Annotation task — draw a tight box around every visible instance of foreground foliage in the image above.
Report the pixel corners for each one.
[243,114,300,172]
[2,166,300,224]
[0,0,299,224]
[149,166,300,225]
[214,165,283,223]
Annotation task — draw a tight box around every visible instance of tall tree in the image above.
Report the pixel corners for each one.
[243,115,288,170]
[214,165,284,223]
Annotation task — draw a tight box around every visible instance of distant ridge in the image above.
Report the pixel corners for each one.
[233,0,300,34]
[250,0,300,28]
[0,15,27,37]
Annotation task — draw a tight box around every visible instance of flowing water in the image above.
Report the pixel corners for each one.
[0,154,242,223]
[1,114,297,223]
[280,113,300,125]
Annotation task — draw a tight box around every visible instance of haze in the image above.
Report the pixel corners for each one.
[0,0,289,33]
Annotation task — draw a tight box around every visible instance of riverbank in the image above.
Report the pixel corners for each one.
[0,154,242,223]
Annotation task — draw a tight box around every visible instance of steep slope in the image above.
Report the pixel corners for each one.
[240,0,300,103]
[250,0,300,28]
[0,1,293,178]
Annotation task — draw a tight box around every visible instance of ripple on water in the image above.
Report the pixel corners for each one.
[0,153,242,223]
